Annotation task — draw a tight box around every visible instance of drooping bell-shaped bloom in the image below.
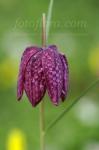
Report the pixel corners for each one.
[17,45,69,107]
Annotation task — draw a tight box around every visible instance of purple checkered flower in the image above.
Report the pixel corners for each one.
[17,45,69,107]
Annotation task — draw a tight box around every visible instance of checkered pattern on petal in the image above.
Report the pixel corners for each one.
[24,51,46,106]
[17,46,41,100]
[60,54,69,101]
[42,45,63,105]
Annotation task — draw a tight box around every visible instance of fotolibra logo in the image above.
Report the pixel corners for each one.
[13,18,88,35]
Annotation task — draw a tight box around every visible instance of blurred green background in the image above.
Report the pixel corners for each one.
[0,0,99,150]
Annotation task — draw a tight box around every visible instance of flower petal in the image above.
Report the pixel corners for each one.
[17,46,41,100]
[42,45,63,105]
[60,54,69,101]
[24,51,46,106]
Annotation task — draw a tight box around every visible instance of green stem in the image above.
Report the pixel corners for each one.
[45,79,99,134]
[39,13,46,150]
[39,101,45,150]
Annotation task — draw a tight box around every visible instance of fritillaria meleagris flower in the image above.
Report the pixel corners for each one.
[17,45,69,107]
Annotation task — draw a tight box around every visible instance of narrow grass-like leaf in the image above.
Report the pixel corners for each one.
[46,0,54,41]
[45,79,99,134]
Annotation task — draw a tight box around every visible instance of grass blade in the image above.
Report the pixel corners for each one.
[45,79,99,134]
[46,0,54,41]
